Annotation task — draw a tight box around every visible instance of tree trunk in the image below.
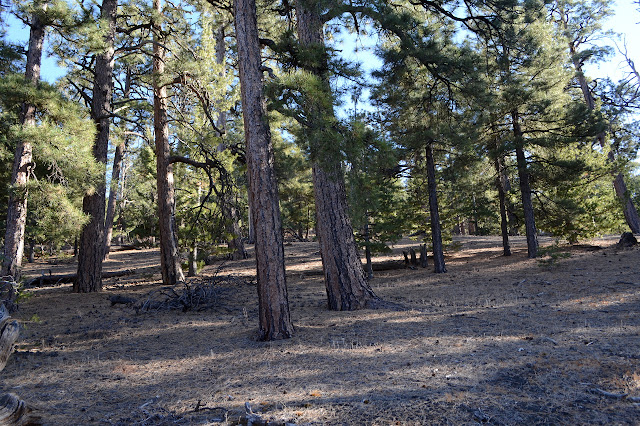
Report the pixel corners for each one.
[296,0,378,310]
[104,68,132,260]
[512,109,538,258]
[75,0,117,293]
[426,143,446,273]
[494,154,511,256]
[1,7,46,279]
[363,215,373,280]
[103,140,125,260]
[153,0,185,285]
[188,243,198,277]
[234,0,293,340]
[568,42,640,233]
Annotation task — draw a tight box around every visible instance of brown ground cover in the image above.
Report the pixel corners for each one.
[1,235,639,425]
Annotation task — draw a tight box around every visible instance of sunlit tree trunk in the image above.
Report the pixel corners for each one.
[234,0,293,340]
[75,0,117,292]
[152,0,185,285]
[1,5,46,279]
[296,0,378,310]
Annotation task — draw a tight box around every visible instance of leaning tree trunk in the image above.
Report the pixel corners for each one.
[1,8,46,279]
[494,154,512,256]
[568,43,640,233]
[426,143,446,273]
[512,109,538,258]
[153,0,184,285]
[234,0,293,340]
[296,0,378,310]
[103,139,125,260]
[75,0,117,293]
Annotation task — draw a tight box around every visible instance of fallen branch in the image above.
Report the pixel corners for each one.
[589,388,628,399]
[24,269,137,287]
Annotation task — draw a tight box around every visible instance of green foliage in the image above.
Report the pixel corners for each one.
[345,118,407,253]
[0,74,99,248]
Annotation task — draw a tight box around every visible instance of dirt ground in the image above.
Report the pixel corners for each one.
[2,234,639,425]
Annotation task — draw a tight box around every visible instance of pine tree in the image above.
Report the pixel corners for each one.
[293,0,379,310]
[74,0,118,292]
[1,0,46,279]
[234,0,293,339]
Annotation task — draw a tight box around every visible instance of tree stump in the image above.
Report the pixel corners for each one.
[419,244,428,268]
[618,232,638,248]
[0,306,19,372]
[409,248,418,267]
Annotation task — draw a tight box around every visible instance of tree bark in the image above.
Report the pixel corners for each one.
[104,68,132,260]
[153,0,185,285]
[234,0,293,340]
[296,0,378,310]
[425,143,446,273]
[363,214,373,280]
[103,140,125,260]
[512,109,538,258]
[75,0,117,293]
[494,154,511,256]
[1,6,46,279]
[0,306,19,372]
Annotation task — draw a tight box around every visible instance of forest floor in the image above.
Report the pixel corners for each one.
[2,234,639,425]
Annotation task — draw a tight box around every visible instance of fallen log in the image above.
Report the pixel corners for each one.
[24,269,137,287]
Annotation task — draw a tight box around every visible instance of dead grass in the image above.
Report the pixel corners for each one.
[1,235,639,425]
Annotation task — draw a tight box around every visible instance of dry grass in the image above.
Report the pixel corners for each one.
[1,235,639,425]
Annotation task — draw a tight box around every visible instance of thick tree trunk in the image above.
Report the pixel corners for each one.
[234,0,293,340]
[569,43,640,233]
[425,143,446,273]
[153,0,185,285]
[75,0,117,293]
[1,9,45,279]
[494,155,511,256]
[512,109,538,258]
[296,1,378,310]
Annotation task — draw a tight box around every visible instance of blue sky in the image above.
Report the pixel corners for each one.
[5,0,639,87]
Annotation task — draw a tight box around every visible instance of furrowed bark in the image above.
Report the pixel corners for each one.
[296,0,379,310]
[75,0,117,292]
[153,0,185,285]
[234,0,293,340]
